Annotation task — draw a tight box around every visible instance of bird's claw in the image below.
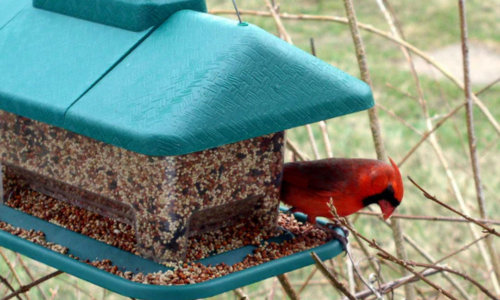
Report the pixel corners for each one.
[284,207,298,216]
[324,222,350,239]
[315,222,349,253]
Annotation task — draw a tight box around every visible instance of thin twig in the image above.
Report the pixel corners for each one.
[398,102,466,166]
[479,137,500,164]
[264,0,291,43]
[233,288,249,300]
[306,125,320,159]
[329,206,382,298]
[459,0,500,287]
[1,271,63,300]
[409,176,500,238]
[364,207,474,299]
[382,79,490,288]
[348,219,387,283]
[268,277,279,300]
[308,38,333,159]
[0,276,22,300]
[346,248,382,299]
[391,234,490,292]
[341,0,386,161]
[342,1,413,297]
[346,252,356,295]
[48,287,58,300]
[385,82,419,102]
[475,76,500,96]
[318,121,333,158]
[298,267,317,295]
[402,261,500,300]
[16,254,49,300]
[54,278,97,300]
[311,252,357,300]
[342,268,441,300]
[0,274,14,298]
[360,240,458,299]
[356,211,500,225]
[333,206,461,300]
[286,139,309,161]
[376,103,422,135]
[0,249,29,300]
[277,274,300,300]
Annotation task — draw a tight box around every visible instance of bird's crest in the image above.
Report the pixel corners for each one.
[388,157,404,202]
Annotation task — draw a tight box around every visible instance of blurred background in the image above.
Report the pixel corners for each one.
[1,0,499,299]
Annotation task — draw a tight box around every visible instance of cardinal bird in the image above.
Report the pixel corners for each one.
[280,157,404,224]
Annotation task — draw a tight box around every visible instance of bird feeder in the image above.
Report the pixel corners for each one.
[0,0,374,298]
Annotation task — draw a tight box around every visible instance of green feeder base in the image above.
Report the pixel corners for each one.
[0,205,344,300]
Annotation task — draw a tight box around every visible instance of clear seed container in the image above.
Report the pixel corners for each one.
[0,110,284,263]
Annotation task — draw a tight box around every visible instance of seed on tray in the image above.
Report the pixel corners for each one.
[2,166,336,285]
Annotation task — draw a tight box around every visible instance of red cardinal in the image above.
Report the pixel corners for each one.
[280,157,403,223]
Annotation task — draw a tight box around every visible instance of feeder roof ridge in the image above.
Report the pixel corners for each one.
[33,0,208,32]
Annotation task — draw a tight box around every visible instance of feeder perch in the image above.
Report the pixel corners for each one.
[0,0,374,298]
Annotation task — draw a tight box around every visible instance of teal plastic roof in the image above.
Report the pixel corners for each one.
[0,0,30,29]
[33,0,207,32]
[0,1,374,157]
[0,5,153,126]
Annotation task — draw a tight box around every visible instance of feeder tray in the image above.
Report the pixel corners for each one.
[0,0,373,295]
[0,205,344,300]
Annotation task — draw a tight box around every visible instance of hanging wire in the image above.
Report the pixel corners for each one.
[310,38,317,56]
[231,0,243,24]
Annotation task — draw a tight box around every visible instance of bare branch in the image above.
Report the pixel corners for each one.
[391,234,490,292]
[356,211,500,225]
[298,267,318,295]
[233,288,249,300]
[286,139,309,161]
[408,176,499,238]
[311,252,358,300]
[459,0,500,286]
[16,254,49,300]
[342,269,441,300]
[403,262,500,300]
[475,76,500,96]
[277,274,301,300]
[336,219,460,300]
[0,276,22,300]
[0,249,29,300]
[1,271,63,300]
[398,102,466,166]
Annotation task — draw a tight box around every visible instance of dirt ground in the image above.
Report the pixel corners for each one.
[407,41,500,85]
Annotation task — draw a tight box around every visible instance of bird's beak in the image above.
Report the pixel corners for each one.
[378,200,396,220]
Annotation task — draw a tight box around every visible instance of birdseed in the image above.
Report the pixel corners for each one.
[1,174,337,285]
[0,110,284,262]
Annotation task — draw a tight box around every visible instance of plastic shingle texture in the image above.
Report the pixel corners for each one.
[0,0,30,29]
[66,11,374,156]
[33,0,207,32]
[0,6,152,127]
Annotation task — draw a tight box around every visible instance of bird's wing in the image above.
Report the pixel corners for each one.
[282,159,359,193]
